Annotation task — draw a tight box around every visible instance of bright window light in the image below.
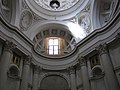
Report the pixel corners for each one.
[48,38,59,55]
[67,22,86,43]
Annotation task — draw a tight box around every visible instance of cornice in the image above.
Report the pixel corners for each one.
[0,13,33,46]
[76,8,120,48]
[0,6,120,70]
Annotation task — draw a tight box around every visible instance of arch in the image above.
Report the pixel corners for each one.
[91,0,101,30]
[91,0,118,30]
[8,64,20,77]
[26,20,85,43]
[27,20,71,40]
[40,74,69,90]
[39,73,70,90]
[0,0,21,26]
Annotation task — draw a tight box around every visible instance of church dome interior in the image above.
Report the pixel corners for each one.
[0,0,120,90]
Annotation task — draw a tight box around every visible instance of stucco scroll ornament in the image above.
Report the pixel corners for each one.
[95,43,107,55]
[2,0,9,7]
[1,0,11,21]
[34,65,41,74]
[24,55,32,65]
[79,15,91,34]
[4,40,16,53]
[78,56,86,66]
[115,33,120,40]
[67,66,75,74]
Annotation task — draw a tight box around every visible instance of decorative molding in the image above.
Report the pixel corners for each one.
[90,72,105,80]
[20,10,33,31]
[1,0,11,21]
[28,83,33,88]
[22,0,29,10]
[115,33,120,40]
[78,56,86,66]
[32,13,43,23]
[33,65,40,74]
[82,4,91,13]
[33,29,76,57]
[68,66,75,74]
[99,0,118,25]
[78,14,91,34]
[24,55,32,65]
[95,44,107,55]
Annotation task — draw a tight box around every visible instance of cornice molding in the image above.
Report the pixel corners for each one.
[0,13,33,46]
[0,4,120,70]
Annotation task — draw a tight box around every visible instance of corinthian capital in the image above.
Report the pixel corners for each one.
[96,43,107,55]
[34,65,40,74]
[68,66,75,74]
[115,33,120,40]
[4,40,16,52]
[24,55,32,65]
[78,56,86,66]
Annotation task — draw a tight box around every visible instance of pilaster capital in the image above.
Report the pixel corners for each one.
[96,44,107,55]
[68,66,75,74]
[78,56,86,66]
[115,33,120,40]
[24,55,32,65]
[33,65,40,74]
[4,40,16,53]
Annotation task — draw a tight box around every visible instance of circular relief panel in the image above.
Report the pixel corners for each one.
[79,14,91,31]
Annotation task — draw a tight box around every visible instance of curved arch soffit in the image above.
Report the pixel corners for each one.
[27,20,86,43]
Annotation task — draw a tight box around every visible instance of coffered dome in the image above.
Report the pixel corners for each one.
[34,0,79,11]
[25,0,89,20]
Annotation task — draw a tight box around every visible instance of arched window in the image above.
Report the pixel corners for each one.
[45,37,64,55]
[48,38,59,55]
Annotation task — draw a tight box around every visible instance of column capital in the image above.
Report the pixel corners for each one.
[68,66,75,74]
[24,55,32,65]
[78,56,86,66]
[96,43,107,55]
[33,65,40,74]
[4,40,16,53]
[115,33,120,40]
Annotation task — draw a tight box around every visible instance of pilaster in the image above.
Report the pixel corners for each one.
[20,55,32,90]
[96,44,120,90]
[32,65,39,90]
[78,56,91,90]
[0,40,16,90]
[68,66,77,90]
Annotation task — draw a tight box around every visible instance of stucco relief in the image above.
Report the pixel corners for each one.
[20,10,33,30]
[1,0,11,22]
[78,13,91,35]
[100,0,118,26]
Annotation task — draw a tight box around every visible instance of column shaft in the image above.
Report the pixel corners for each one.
[97,44,120,90]
[79,56,91,90]
[20,56,31,90]
[69,67,77,90]
[0,41,15,90]
[32,65,39,90]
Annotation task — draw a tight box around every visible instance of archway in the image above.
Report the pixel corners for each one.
[40,75,69,90]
